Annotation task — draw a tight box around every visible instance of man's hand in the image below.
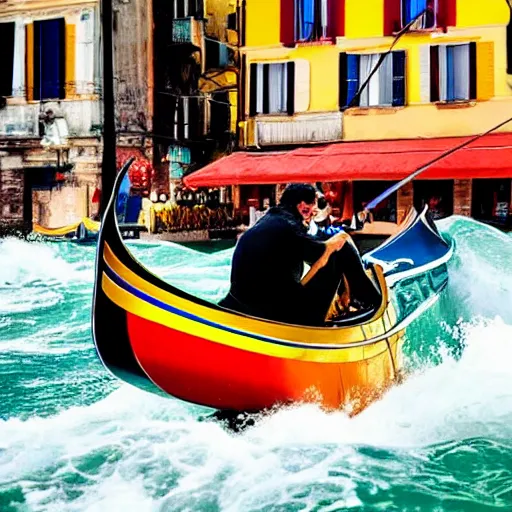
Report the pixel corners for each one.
[325,231,348,252]
[301,232,348,286]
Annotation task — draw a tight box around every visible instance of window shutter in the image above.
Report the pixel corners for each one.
[287,61,295,115]
[384,0,401,36]
[262,64,270,114]
[469,42,476,100]
[293,59,309,113]
[26,23,34,101]
[76,9,95,95]
[476,41,494,101]
[249,62,258,116]
[346,53,360,107]
[428,45,439,102]
[34,18,66,100]
[439,0,456,30]
[12,20,26,98]
[65,23,76,98]
[339,52,347,108]
[0,22,15,97]
[280,0,295,47]
[392,50,406,106]
[329,0,345,38]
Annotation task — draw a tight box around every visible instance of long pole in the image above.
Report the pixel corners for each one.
[100,0,116,217]
[365,115,512,211]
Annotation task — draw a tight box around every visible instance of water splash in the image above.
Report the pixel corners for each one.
[1,218,512,511]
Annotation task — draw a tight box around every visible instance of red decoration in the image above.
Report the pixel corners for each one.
[92,188,101,204]
[116,148,155,196]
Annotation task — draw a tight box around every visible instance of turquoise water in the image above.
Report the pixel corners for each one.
[1,217,512,511]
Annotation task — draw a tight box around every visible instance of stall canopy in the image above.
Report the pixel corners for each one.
[183,133,512,187]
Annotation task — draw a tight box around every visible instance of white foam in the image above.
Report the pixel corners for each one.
[0,238,93,287]
[1,316,511,510]
[2,218,512,510]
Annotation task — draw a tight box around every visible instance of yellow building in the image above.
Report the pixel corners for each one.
[239,0,510,146]
[186,0,512,227]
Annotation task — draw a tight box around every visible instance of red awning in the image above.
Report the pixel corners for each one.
[183,133,512,187]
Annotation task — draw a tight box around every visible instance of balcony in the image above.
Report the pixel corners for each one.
[172,17,204,47]
[0,100,101,139]
[254,112,343,147]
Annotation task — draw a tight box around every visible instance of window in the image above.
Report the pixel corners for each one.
[173,0,203,19]
[430,43,476,102]
[249,62,294,115]
[402,0,437,30]
[33,18,66,101]
[171,96,205,140]
[295,0,329,42]
[205,39,229,69]
[227,12,237,31]
[0,22,15,97]
[339,51,406,108]
[354,181,397,223]
[413,180,453,220]
[472,179,511,224]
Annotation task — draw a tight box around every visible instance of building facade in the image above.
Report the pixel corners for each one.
[0,0,153,233]
[0,0,103,231]
[151,0,238,196]
[186,0,512,228]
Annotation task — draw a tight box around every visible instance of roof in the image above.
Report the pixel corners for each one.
[183,133,512,187]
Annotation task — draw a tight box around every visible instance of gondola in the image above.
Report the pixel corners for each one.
[92,163,454,415]
[33,217,100,243]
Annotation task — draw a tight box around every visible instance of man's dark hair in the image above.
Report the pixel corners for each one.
[279,184,316,210]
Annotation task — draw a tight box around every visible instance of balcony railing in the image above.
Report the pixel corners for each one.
[172,17,203,46]
[0,100,101,138]
[254,113,343,146]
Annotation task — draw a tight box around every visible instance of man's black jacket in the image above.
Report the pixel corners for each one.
[219,207,325,324]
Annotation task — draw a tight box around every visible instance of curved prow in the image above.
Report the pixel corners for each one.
[92,158,165,394]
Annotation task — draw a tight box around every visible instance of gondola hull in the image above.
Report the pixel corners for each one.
[92,166,453,414]
[33,218,100,243]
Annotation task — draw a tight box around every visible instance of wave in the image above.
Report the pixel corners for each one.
[0,315,511,510]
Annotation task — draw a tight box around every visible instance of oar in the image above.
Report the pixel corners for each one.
[364,115,512,213]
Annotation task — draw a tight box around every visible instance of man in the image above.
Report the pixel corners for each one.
[219,184,380,326]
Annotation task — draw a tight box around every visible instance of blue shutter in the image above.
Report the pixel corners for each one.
[346,54,360,107]
[392,50,406,106]
[219,43,229,67]
[35,18,65,100]
[446,45,455,101]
